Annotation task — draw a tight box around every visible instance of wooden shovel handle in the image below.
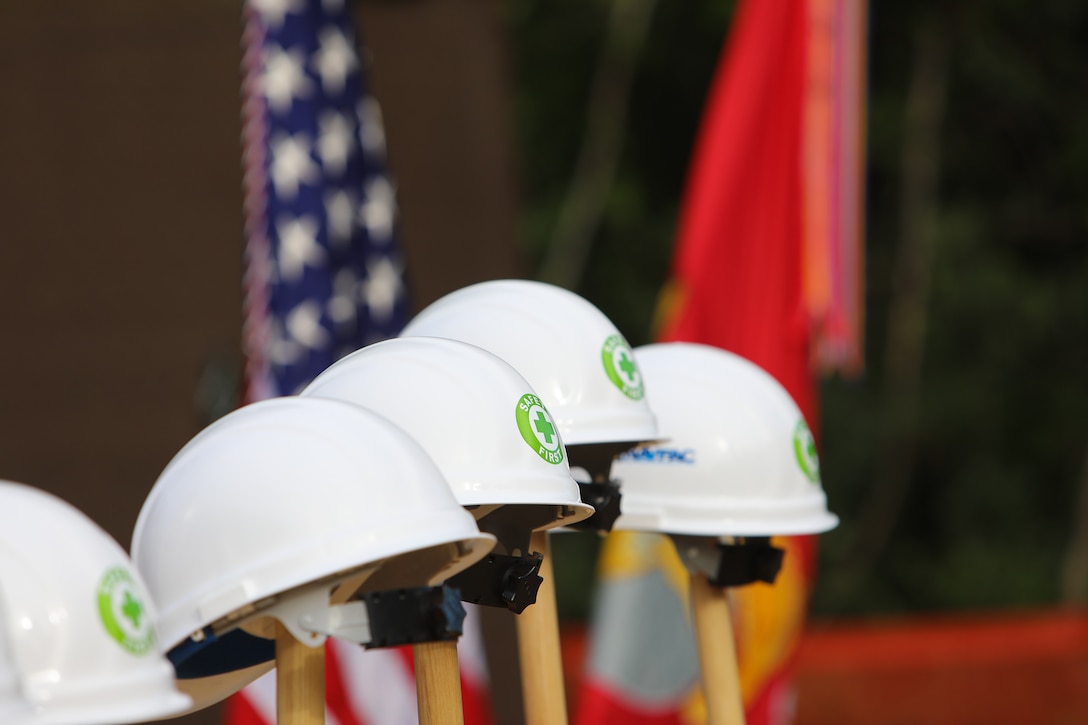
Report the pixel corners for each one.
[690,572,746,725]
[414,640,466,725]
[516,530,569,725]
[276,621,325,725]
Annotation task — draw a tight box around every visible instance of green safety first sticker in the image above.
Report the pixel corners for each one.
[601,334,644,400]
[793,419,821,483]
[516,393,564,465]
[97,566,155,656]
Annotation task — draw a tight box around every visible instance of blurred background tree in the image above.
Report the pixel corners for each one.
[508,0,1088,619]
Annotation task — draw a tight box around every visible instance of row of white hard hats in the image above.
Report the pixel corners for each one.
[0,279,838,721]
[125,281,649,713]
[397,279,837,536]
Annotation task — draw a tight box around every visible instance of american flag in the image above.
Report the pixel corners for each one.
[230,1,493,724]
[240,0,408,403]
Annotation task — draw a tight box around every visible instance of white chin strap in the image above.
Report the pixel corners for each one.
[263,585,374,647]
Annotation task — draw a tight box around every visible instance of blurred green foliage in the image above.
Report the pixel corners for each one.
[508,0,1088,619]
[510,0,736,343]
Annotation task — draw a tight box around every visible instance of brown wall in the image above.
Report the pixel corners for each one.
[361,0,526,307]
[0,1,520,723]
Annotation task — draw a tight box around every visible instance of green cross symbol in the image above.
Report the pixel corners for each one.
[121,591,143,629]
[533,411,555,444]
[618,351,637,382]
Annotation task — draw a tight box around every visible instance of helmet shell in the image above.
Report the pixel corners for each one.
[401,280,658,447]
[0,481,190,725]
[611,343,839,536]
[132,397,494,711]
[301,337,593,527]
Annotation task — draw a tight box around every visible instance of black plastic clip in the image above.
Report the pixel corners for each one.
[446,552,544,614]
[360,585,465,648]
[567,441,644,532]
[570,481,622,532]
[672,535,785,587]
[708,537,785,587]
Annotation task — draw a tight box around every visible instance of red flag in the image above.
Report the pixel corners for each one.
[659,0,811,417]
[575,0,865,722]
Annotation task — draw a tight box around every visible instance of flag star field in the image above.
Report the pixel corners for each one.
[243,0,409,398]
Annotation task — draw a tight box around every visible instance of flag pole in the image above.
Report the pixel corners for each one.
[276,622,325,725]
[413,641,466,725]
[689,573,746,725]
[516,530,569,725]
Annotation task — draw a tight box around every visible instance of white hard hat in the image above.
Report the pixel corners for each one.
[301,336,593,528]
[0,481,191,725]
[612,343,839,536]
[401,280,658,448]
[131,397,495,712]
